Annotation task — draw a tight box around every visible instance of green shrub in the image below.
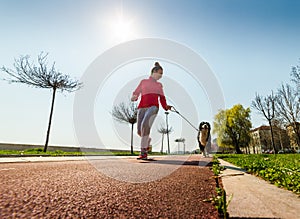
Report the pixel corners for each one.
[25,148,44,153]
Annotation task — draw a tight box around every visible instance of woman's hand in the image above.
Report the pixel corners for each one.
[166,105,173,111]
[131,95,138,101]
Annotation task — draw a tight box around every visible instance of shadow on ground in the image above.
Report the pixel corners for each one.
[139,159,213,167]
[222,165,247,173]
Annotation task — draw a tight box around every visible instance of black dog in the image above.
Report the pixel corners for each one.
[197,122,211,157]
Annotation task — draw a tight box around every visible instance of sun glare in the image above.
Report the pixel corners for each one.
[107,14,137,42]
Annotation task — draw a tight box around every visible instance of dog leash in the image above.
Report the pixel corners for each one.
[170,107,199,132]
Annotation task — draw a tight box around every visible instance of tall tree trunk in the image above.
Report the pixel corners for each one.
[278,130,283,150]
[167,134,170,154]
[292,122,300,148]
[234,139,242,154]
[160,133,164,153]
[44,88,56,152]
[232,134,242,154]
[268,120,277,153]
[166,114,170,154]
[235,144,243,154]
[131,123,134,154]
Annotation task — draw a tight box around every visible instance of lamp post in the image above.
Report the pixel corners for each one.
[165,111,170,154]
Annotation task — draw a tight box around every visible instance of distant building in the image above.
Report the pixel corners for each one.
[210,138,220,153]
[249,125,290,154]
[286,122,300,151]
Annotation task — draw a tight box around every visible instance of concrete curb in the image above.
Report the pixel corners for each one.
[219,159,300,219]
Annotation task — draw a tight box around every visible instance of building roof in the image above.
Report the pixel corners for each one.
[250,125,286,132]
[286,122,300,128]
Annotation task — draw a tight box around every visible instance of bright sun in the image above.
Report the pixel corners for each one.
[108,14,137,42]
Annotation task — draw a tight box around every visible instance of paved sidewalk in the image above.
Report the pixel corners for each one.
[219,159,300,219]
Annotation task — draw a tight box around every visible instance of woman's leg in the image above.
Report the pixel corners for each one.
[137,108,147,137]
[140,106,159,154]
[137,108,147,155]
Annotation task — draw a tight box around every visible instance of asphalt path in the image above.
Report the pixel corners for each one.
[0,155,218,218]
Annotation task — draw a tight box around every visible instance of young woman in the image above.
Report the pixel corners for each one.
[131,62,172,160]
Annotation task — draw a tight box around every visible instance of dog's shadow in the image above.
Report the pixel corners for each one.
[143,159,213,167]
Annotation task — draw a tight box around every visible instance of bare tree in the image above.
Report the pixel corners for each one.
[111,100,137,154]
[291,61,300,94]
[157,124,173,153]
[1,53,82,152]
[272,119,290,150]
[252,92,277,153]
[276,83,300,147]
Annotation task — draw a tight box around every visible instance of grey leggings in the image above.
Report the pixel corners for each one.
[137,106,159,150]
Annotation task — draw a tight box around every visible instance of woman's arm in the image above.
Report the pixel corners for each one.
[131,81,142,101]
[158,83,172,110]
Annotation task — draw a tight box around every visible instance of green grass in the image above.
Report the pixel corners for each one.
[206,156,231,218]
[0,148,167,157]
[212,156,225,176]
[216,154,300,194]
[0,148,83,156]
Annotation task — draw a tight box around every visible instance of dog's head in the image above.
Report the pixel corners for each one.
[198,122,211,149]
[199,122,211,132]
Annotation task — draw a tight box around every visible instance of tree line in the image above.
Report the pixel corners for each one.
[2,52,299,154]
[214,60,300,154]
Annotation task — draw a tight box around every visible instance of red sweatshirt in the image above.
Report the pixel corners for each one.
[133,76,168,110]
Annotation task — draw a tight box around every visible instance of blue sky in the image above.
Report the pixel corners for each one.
[1,0,300,152]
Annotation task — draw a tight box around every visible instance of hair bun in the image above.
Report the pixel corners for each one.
[151,61,163,73]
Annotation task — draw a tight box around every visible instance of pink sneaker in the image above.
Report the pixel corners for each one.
[137,152,148,160]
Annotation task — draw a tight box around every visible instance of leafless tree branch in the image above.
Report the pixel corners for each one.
[111,100,137,154]
[157,124,173,134]
[276,83,300,147]
[252,92,277,152]
[1,52,82,92]
[111,101,137,125]
[0,52,83,152]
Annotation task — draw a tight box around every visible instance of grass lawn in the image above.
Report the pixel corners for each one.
[0,148,166,157]
[216,154,300,194]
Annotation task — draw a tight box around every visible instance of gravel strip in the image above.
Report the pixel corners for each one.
[0,155,219,218]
